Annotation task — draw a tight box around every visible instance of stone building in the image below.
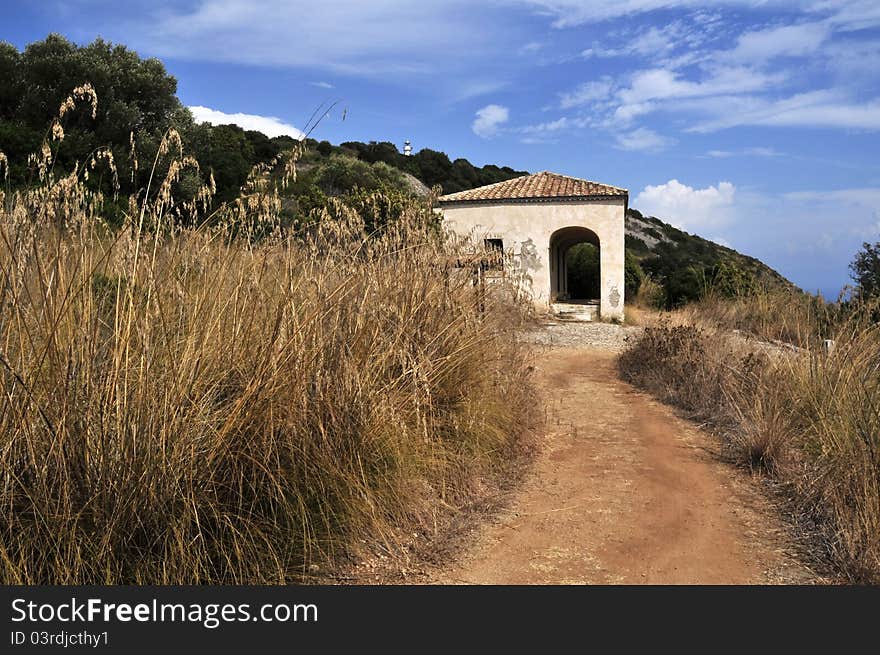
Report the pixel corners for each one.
[437,171,628,320]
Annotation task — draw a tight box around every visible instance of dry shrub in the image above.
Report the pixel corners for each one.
[0,103,537,583]
[782,324,880,579]
[619,311,880,582]
[634,275,666,310]
[678,286,842,348]
[619,323,756,429]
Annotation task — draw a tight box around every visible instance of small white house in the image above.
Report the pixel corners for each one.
[437,171,628,320]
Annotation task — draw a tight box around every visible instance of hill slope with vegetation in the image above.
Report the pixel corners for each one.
[623,208,794,307]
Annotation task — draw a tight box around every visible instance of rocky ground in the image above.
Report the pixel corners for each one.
[522,320,643,352]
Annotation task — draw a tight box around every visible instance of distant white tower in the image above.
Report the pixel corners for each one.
[403,140,413,156]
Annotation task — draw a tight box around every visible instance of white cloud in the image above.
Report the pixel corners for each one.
[518,41,544,55]
[582,26,676,59]
[823,37,880,77]
[472,104,510,138]
[618,67,783,105]
[559,79,613,109]
[517,115,596,139]
[189,106,305,139]
[783,188,880,206]
[512,1,880,29]
[688,90,880,132]
[452,80,511,102]
[706,147,782,157]
[562,70,880,135]
[510,1,801,28]
[511,0,714,28]
[634,179,736,231]
[822,0,880,31]
[725,22,832,63]
[553,65,785,134]
[611,101,655,125]
[580,20,711,62]
[310,81,335,89]
[520,117,572,134]
[744,146,780,157]
[118,0,493,76]
[615,127,674,151]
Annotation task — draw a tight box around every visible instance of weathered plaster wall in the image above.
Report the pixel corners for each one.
[439,198,626,319]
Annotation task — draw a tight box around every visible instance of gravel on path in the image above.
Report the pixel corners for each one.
[521,321,643,352]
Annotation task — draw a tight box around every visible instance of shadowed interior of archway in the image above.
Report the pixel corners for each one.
[549,226,600,302]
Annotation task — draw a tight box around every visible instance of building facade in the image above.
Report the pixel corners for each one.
[437,171,628,320]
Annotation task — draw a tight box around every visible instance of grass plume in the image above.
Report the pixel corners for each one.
[0,95,536,584]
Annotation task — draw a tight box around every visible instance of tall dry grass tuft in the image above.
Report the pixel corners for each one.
[675,286,844,348]
[0,94,537,583]
[619,305,880,582]
[782,322,880,578]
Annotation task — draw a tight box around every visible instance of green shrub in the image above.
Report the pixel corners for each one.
[624,251,645,300]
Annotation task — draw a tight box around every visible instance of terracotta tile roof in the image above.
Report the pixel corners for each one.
[437,171,627,204]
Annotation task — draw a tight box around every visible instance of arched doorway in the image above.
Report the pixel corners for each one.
[549,226,600,303]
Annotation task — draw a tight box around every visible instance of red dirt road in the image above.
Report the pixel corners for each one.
[431,347,814,585]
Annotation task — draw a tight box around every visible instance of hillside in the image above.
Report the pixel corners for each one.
[625,208,789,285]
[299,143,794,304]
[331,140,528,194]
[623,207,794,305]
[285,146,793,306]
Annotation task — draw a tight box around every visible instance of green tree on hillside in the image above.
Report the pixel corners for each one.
[0,34,187,190]
[0,35,294,205]
[624,251,646,299]
[309,156,407,197]
[851,241,880,301]
[188,123,256,203]
[707,261,758,298]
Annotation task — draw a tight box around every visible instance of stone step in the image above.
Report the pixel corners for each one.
[550,302,599,322]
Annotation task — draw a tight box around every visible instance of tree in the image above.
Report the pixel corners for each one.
[0,42,23,120]
[308,155,407,197]
[361,141,400,165]
[851,241,880,301]
[624,251,646,299]
[316,140,333,156]
[244,130,280,163]
[0,34,188,191]
[188,123,256,203]
[707,261,757,298]
[665,266,704,307]
[411,149,453,189]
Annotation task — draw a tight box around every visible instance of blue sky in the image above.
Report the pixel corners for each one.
[4,1,880,296]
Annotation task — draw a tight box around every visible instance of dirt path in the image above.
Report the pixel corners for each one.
[431,346,814,585]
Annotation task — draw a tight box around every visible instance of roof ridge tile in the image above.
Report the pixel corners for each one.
[438,171,627,204]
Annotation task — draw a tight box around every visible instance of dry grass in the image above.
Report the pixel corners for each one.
[672,287,844,348]
[0,93,537,584]
[619,307,880,582]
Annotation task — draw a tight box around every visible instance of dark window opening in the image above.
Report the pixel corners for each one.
[483,238,504,270]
